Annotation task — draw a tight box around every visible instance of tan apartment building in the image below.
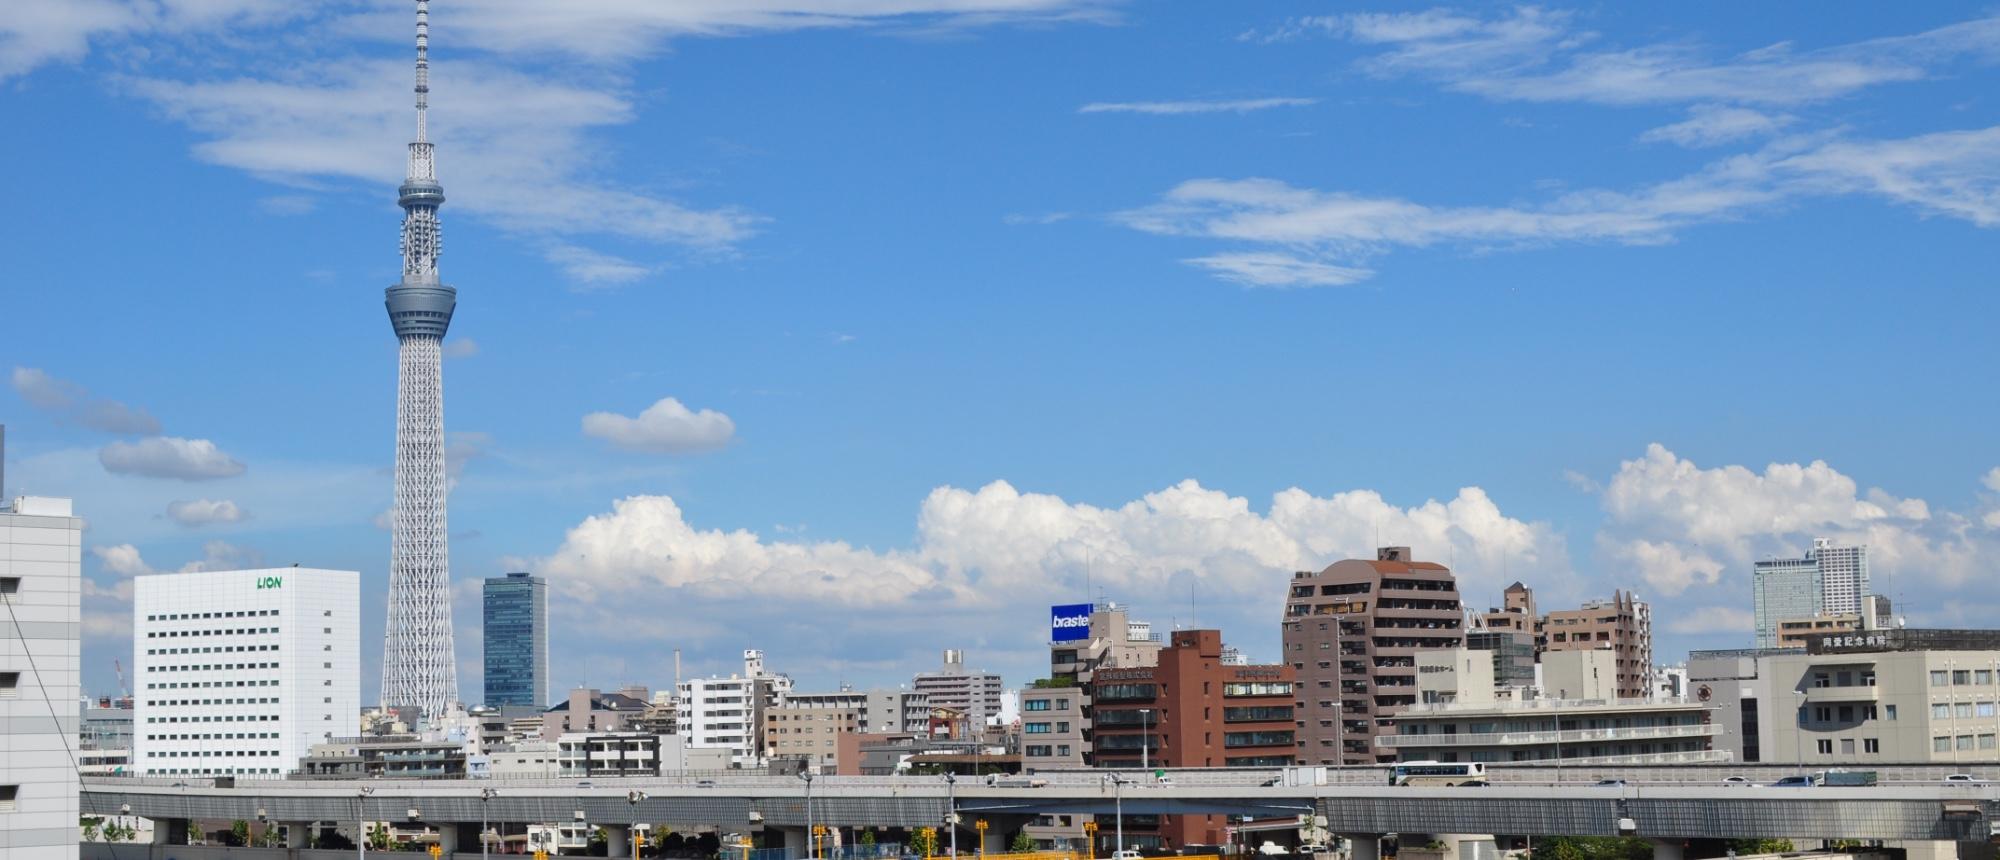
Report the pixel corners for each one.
[1283,547,1464,765]
[1776,613,1864,649]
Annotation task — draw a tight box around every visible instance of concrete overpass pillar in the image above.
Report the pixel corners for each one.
[779,825,810,859]
[438,822,460,855]
[1647,839,1683,860]
[602,823,634,859]
[1896,841,1957,860]
[152,817,189,845]
[1343,834,1382,860]
[284,821,310,848]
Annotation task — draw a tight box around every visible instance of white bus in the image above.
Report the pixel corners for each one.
[1388,762,1487,787]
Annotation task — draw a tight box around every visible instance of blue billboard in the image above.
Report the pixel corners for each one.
[1050,603,1093,642]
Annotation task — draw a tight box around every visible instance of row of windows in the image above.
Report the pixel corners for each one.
[1225,682,1293,697]
[149,679,281,690]
[1024,744,1074,757]
[1930,670,1998,686]
[147,610,282,621]
[151,750,281,758]
[151,768,283,775]
[1932,702,1999,719]
[148,697,280,707]
[149,714,280,724]
[147,645,279,657]
[1022,722,1074,734]
[147,732,279,741]
[1023,698,1073,711]
[1933,734,1999,752]
[151,661,281,672]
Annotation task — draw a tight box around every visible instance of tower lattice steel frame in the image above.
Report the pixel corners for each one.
[381,0,460,720]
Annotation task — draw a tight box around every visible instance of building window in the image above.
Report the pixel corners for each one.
[1979,670,1995,685]
[1958,735,1976,751]
[0,577,18,594]
[1024,700,1050,712]
[1840,738,1855,755]
[1932,671,1949,686]
[0,672,16,700]
[1816,739,1832,755]
[1886,705,1897,720]
[1058,745,1071,757]
[1024,723,1052,734]
[1933,704,1951,720]
[1864,738,1879,754]
[1983,735,1998,751]
[1957,703,1975,719]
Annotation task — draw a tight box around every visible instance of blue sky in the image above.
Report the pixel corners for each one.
[4,1,1998,704]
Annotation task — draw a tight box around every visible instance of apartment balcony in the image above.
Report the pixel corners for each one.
[1803,685,1880,703]
[1377,723,1721,748]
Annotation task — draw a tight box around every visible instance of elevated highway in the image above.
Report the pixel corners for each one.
[81,766,2000,845]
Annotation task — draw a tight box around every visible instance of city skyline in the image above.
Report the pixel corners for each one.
[3,3,1999,703]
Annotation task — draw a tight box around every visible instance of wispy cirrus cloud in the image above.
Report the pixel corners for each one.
[1266,7,2000,108]
[1079,97,1316,115]
[544,244,657,289]
[1118,125,2000,286]
[1640,105,1795,148]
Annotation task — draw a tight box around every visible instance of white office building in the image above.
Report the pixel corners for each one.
[678,650,792,768]
[912,649,1004,727]
[132,568,360,776]
[1,493,83,860]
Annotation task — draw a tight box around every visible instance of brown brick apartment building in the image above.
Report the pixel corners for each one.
[1283,547,1464,765]
[1088,629,1296,850]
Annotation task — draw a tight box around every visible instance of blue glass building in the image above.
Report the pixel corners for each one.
[483,571,548,707]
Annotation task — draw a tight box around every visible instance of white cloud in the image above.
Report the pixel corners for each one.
[537,478,1570,618]
[256,194,315,215]
[1640,105,1795,148]
[1182,252,1373,288]
[1118,124,2000,284]
[10,367,161,435]
[99,436,246,480]
[1985,468,2000,493]
[544,244,655,288]
[127,60,761,256]
[91,544,155,578]
[442,338,480,359]
[164,498,247,527]
[1593,444,1994,596]
[1665,605,1755,635]
[1079,97,1316,115]
[1301,8,2000,107]
[581,398,736,454]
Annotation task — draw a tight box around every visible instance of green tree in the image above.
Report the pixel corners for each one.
[80,816,102,843]
[911,828,940,858]
[860,830,878,849]
[228,819,251,847]
[1011,830,1036,852]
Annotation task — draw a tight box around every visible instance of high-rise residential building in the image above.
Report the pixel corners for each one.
[1753,538,1870,648]
[1,491,82,860]
[1542,589,1652,700]
[1284,546,1464,766]
[679,650,792,767]
[482,572,548,708]
[912,650,1004,727]
[132,568,361,776]
[380,0,462,722]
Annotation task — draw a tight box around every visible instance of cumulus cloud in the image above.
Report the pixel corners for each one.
[165,498,247,527]
[99,436,246,480]
[1593,444,1992,597]
[10,367,161,434]
[1079,97,1316,115]
[537,478,1570,617]
[91,544,156,578]
[582,398,736,454]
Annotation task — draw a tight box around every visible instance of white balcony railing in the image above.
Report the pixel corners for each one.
[1377,723,1721,748]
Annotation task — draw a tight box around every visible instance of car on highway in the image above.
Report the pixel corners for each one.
[1111,850,1145,860]
[695,779,717,788]
[1943,774,1983,784]
[1771,776,1815,787]
[1721,776,1754,786]
[1595,779,1628,787]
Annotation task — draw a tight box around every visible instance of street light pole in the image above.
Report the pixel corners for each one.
[357,786,375,860]
[628,790,649,860]
[800,773,815,860]
[481,788,496,860]
[1112,776,1125,855]
[945,773,958,859]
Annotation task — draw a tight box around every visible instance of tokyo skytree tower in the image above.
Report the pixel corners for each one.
[381,0,459,720]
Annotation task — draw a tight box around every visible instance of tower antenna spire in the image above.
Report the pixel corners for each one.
[382,0,460,724]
